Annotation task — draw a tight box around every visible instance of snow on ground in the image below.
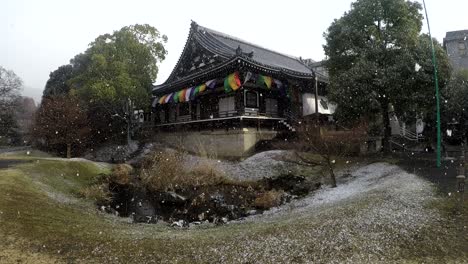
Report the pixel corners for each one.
[183,150,306,181]
[200,163,443,263]
[257,162,433,218]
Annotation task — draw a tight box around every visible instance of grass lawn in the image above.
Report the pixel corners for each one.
[0,152,466,263]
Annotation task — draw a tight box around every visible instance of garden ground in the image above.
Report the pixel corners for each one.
[0,149,466,263]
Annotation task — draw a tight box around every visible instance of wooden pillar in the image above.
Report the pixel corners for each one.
[314,76,319,124]
[66,143,71,159]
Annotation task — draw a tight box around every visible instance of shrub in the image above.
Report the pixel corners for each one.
[139,150,230,192]
[79,183,112,205]
[254,190,285,209]
[189,162,229,186]
[140,150,186,191]
[110,164,133,185]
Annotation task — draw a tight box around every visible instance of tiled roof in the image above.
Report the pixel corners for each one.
[154,22,318,93]
[444,30,468,42]
[195,24,313,75]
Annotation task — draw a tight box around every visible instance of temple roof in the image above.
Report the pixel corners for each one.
[195,25,314,74]
[444,30,468,42]
[153,21,320,94]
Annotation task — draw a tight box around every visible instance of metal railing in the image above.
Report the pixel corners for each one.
[399,127,423,142]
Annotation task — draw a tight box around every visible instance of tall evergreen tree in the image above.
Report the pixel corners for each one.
[323,0,450,152]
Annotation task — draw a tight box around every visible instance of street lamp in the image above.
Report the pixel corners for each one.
[422,0,442,168]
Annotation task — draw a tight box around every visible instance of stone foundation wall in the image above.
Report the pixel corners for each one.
[153,128,278,158]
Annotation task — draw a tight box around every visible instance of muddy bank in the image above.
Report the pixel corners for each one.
[0,159,31,169]
[103,174,321,224]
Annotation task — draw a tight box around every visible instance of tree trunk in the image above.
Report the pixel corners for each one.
[327,159,337,188]
[127,120,131,147]
[382,102,392,154]
[66,143,71,159]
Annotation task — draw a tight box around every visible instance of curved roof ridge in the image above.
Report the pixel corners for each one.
[162,23,197,84]
[197,24,305,63]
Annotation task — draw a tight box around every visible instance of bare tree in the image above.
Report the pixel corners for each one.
[280,122,367,188]
[0,66,23,141]
[33,94,90,158]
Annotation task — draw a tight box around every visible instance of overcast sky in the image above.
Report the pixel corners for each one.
[2,0,467,103]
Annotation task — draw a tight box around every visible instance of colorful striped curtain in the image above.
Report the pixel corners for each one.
[197,84,207,93]
[224,72,241,92]
[185,87,192,101]
[158,95,167,104]
[205,79,216,89]
[257,74,272,89]
[157,74,245,104]
[165,93,174,103]
[189,86,198,100]
[179,89,187,102]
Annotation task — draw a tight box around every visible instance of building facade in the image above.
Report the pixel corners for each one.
[150,22,332,157]
[444,30,468,72]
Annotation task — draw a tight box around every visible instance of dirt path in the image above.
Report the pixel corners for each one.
[398,156,461,193]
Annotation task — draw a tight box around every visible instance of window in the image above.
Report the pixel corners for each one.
[459,41,466,56]
[178,102,190,116]
[265,98,278,116]
[245,91,258,108]
[320,98,329,110]
[218,96,235,117]
[159,109,165,123]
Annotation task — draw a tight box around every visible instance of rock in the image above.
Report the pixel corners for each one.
[265,174,320,197]
[159,192,187,205]
[170,219,188,228]
[83,141,139,163]
[247,209,258,216]
[198,212,205,221]
[189,221,202,228]
[144,215,158,224]
[210,192,225,204]
[281,193,294,204]
[214,217,228,225]
[130,199,157,223]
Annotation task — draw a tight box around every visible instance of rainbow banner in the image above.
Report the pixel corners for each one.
[156,76,230,104]
[205,79,216,89]
[197,83,207,93]
[158,95,167,104]
[273,79,283,89]
[185,87,193,101]
[173,91,180,103]
[165,93,174,103]
[224,72,241,92]
[180,89,187,102]
[189,86,198,100]
[257,74,272,89]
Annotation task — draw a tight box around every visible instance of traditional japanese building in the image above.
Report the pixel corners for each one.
[444,30,468,72]
[150,21,332,157]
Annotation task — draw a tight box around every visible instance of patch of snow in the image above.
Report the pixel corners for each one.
[183,150,306,181]
[251,163,435,219]
[202,163,443,263]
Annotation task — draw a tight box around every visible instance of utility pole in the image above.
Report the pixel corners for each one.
[422,0,442,168]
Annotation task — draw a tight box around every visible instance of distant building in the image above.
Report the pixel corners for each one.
[443,30,468,72]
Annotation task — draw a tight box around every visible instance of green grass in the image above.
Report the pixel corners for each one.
[0,149,52,159]
[0,154,467,263]
[17,160,109,195]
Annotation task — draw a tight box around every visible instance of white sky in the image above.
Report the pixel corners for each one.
[1,0,467,102]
